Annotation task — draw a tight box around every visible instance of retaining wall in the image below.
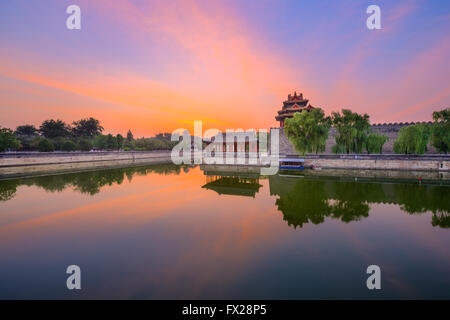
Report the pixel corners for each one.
[0,151,172,177]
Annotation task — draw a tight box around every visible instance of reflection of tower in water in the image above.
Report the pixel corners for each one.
[202,175,262,198]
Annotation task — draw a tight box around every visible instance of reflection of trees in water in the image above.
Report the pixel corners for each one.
[275,180,331,228]
[393,184,450,229]
[328,182,374,223]
[0,179,20,201]
[0,164,188,199]
[393,184,450,214]
[273,177,450,229]
[432,212,450,228]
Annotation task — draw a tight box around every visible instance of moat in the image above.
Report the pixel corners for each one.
[0,164,449,299]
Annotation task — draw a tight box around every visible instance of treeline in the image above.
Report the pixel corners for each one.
[285,107,450,155]
[0,117,177,152]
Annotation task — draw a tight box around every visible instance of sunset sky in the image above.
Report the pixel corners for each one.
[1,0,449,136]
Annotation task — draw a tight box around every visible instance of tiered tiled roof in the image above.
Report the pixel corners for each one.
[275,91,316,126]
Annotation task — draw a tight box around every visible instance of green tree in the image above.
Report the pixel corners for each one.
[106,134,117,150]
[61,140,77,151]
[15,125,38,151]
[50,137,67,151]
[332,143,346,154]
[93,134,108,150]
[116,134,124,150]
[126,129,134,141]
[284,108,331,155]
[15,124,37,136]
[72,117,104,138]
[124,130,135,150]
[39,119,71,138]
[431,108,450,154]
[77,139,93,151]
[37,138,55,152]
[154,133,172,140]
[0,128,20,152]
[393,123,430,154]
[332,109,370,153]
[366,132,388,154]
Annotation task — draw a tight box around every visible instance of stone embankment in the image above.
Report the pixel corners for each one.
[298,154,450,172]
[0,151,172,177]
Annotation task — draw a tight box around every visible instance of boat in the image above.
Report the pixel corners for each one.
[279,158,305,170]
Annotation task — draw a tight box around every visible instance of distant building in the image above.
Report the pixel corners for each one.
[210,131,259,153]
[275,91,316,127]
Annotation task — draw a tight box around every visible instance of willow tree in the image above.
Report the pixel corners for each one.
[393,123,430,154]
[366,132,388,154]
[284,108,331,155]
[332,109,370,154]
[431,108,450,154]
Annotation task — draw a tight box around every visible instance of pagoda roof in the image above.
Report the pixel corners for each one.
[275,91,317,122]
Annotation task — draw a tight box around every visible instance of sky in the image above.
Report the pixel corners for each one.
[0,0,449,136]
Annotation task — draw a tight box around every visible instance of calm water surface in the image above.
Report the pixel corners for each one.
[0,164,449,299]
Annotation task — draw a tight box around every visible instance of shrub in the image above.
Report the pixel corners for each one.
[50,137,66,150]
[77,139,93,151]
[61,140,77,151]
[37,138,55,152]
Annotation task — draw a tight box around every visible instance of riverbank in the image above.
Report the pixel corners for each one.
[1,151,450,179]
[0,151,172,178]
[296,154,450,172]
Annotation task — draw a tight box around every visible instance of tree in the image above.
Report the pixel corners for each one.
[15,124,37,136]
[284,108,331,155]
[15,125,38,150]
[77,139,93,151]
[61,140,77,151]
[39,119,71,138]
[431,108,450,154]
[72,117,104,138]
[0,128,20,152]
[126,129,134,141]
[154,133,172,140]
[332,143,346,154]
[50,137,67,151]
[366,132,388,154]
[332,109,370,153]
[106,134,117,150]
[37,138,55,152]
[393,123,430,154]
[116,134,124,150]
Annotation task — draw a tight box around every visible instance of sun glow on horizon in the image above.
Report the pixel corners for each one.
[0,0,449,136]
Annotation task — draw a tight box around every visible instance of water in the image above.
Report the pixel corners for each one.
[0,164,449,299]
